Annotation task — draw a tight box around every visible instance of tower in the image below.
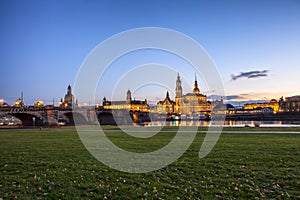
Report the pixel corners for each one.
[126,89,132,104]
[175,73,182,98]
[175,73,183,114]
[102,97,107,106]
[193,73,200,94]
[64,85,74,107]
[67,85,72,95]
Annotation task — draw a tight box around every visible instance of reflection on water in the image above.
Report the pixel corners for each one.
[135,120,300,127]
[140,120,211,127]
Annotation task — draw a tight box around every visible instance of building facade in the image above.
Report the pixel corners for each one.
[244,99,279,113]
[280,95,300,112]
[157,73,212,115]
[157,91,175,114]
[102,90,149,112]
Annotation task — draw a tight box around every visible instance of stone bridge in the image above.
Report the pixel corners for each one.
[0,107,150,126]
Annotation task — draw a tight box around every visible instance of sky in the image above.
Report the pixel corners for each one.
[0,0,300,106]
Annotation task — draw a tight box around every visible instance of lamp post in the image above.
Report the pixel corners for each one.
[32,117,36,129]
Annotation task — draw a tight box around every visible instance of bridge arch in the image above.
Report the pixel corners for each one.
[97,110,136,125]
[8,113,44,126]
[63,112,88,125]
[97,112,116,125]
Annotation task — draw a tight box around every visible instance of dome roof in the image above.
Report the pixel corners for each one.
[193,87,200,94]
[270,99,277,103]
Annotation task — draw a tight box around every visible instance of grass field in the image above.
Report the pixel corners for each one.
[0,127,299,199]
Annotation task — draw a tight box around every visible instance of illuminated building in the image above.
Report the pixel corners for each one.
[173,73,212,115]
[64,85,74,107]
[34,100,44,108]
[0,102,9,107]
[0,99,8,107]
[15,98,24,107]
[157,73,213,115]
[59,98,65,108]
[60,85,77,108]
[103,89,149,112]
[157,91,175,114]
[244,99,279,113]
[281,95,300,112]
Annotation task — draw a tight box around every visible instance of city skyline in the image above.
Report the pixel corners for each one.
[1,76,299,108]
[1,0,300,105]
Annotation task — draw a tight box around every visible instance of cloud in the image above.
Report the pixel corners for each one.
[207,94,222,100]
[231,70,268,81]
[226,100,268,106]
[225,95,244,100]
[207,95,245,101]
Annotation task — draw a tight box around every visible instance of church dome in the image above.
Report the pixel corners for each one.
[193,87,200,94]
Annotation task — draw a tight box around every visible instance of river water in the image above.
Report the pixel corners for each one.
[135,120,300,127]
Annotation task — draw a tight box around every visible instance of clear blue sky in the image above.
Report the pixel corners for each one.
[1,0,300,105]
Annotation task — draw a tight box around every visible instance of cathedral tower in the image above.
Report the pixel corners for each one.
[193,73,200,94]
[175,73,182,98]
[64,85,74,107]
[175,73,183,114]
[126,89,132,104]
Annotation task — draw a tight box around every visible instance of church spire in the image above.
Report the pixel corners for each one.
[193,73,200,94]
[67,85,72,95]
[176,73,182,98]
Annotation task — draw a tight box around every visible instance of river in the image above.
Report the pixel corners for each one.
[134,120,300,127]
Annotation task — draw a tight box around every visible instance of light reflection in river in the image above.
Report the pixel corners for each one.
[134,120,300,127]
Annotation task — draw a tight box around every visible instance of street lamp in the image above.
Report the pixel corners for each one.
[32,117,36,129]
